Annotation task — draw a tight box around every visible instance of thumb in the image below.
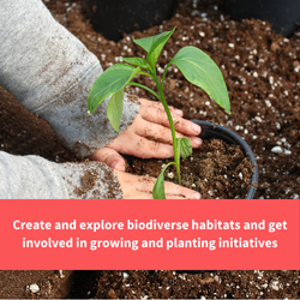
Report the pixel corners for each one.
[88,147,126,172]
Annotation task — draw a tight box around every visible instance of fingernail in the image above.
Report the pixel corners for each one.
[193,137,202,146]
[174,108,183,116]
[114,163,124,171]
[110,161,123,171]
[193,192,201,199]
[110,161,118,168]
[191,124,201,134]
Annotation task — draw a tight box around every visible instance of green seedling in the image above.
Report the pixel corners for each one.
[87,27,231,199]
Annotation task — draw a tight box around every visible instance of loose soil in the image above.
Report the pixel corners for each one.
[0,0,300,298]
[127,139,254,199]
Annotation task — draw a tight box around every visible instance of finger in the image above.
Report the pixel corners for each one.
[165,194,192,199]
[133,114,202,148]
[134,114,184,143]
[139,98,183,116]
[89,147,126,171]
[139,105,201,137]
[120,189,187,199]
[128,135,175,158]
[108,129,175,158]
[114,171,201,199]
[164,181,201,199]
[124,190,154,199]
[136,176,201,199]
[113,171,152,199]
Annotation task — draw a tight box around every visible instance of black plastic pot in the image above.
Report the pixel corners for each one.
[194,120,259,199]
[224,0,300,36]
[125,120,258,199]
[177,121,258,274]
[84,0,176,42]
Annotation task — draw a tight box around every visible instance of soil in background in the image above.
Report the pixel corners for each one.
[94,270,300,299]
[0,0,300,298]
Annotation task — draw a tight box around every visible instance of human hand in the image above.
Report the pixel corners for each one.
[114,169,201,199]
[88,147,201,198]
[90,98,202,171]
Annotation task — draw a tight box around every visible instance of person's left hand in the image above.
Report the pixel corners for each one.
[90,98,202,171]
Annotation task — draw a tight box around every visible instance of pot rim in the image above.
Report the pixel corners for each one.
[193,120,259,199]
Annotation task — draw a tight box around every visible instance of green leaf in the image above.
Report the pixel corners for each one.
[177,137,192,159]
[133,30,173,53]
[152,162,175,199]
[170,46,231,114]
[147,27,175,69]
[152,171,166,199]
[87,63,140,114]
[121,57,151,71]
[107,88,124,132]
[133,27,176,69]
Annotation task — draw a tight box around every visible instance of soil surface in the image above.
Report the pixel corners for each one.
[127,139,254,199]
[1,0,300,298]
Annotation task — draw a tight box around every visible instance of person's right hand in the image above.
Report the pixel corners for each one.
[114,170,201,199]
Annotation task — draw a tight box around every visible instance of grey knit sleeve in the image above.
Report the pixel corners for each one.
[0,151,123,199]
[0,0,140,158]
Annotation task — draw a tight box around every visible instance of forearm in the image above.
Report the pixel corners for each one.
[0,0,139,158]
[0,151,123,199]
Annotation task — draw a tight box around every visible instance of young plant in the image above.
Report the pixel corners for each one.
[87,27,231,199]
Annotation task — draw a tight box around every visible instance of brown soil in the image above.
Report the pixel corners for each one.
[127,139,254,199]
[94,270,300,299]
[1,0,299,200]
[0,0,300,298]
[0,87,77,163]
[0,270,73,299]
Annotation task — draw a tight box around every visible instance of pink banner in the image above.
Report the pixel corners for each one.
[0,200,299,270]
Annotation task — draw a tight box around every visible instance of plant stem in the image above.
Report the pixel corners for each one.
[138,71,155,80]
[153,77,181,185]
[128,82,160,100]
[161,63,171,89]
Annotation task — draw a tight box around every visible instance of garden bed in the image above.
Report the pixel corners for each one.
[0,0,300,298]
